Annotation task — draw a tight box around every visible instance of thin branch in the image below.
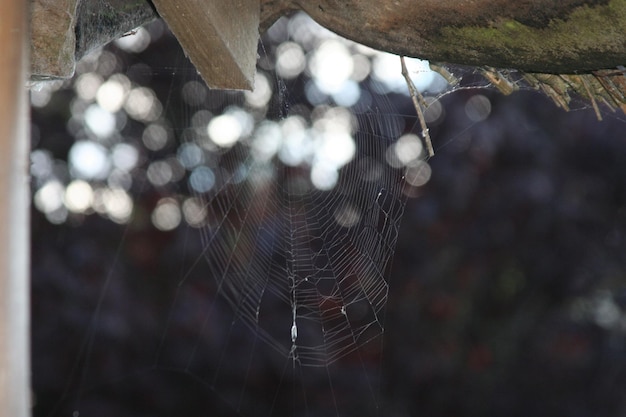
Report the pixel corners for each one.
[579,75,603,121]
[400,56,434,157]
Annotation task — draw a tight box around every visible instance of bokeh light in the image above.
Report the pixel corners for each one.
[465,94,492,122]
[64,180,94,213]
[69,140,111,180]
[152,198,182,231]
[29,11,459,228]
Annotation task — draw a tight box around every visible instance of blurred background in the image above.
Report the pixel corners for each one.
[30,13,626,417]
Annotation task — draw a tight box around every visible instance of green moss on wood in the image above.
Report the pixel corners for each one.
[433,0,626,73]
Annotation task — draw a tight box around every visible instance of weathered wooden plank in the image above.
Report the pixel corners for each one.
[0,0,30,416]
[152,0,260,90]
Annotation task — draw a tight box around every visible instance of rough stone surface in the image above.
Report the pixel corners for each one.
[30,0,80,79]
[30,0,157,80]
[74,0,157,58]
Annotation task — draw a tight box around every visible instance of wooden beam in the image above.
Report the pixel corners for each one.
[0,0,31,416]
[152,0,260,90]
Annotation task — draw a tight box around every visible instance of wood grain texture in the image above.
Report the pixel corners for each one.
[0,0,31,416]
[152,0,260,89]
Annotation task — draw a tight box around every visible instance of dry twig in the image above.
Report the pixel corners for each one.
[400,56,434,157]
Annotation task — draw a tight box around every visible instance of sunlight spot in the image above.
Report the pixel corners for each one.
[394,134,424,166]
[288,12,331,50]
[279,116,312,166]
[142,123,170,151]
[64,180,94,213]
[100,188,133,223]
[152,198,181,231]
[372,53,434,93]
[125,87,162,122]
[69,140,111,180]
[177,142,204,169]
[84,104,116,137]
[304,80,328,105]
[34,180,65,213]
[189,166,216,193]
[46,207,68,224]
[276,41,306,79]
[423,97,444,123]
[74,72,103,101]
[465,94,492,122]
[309,39,354,94]
[207,113,242,147]
[313,106,354,133]
[111,143,139,172]
[332,80,360,107]
[313,131,355,168]
[30,150,54,180]
[350,54,371,82]
[251,121,282,162]
[30,81,61,108]
[114,27,151,53]
[146,160,173,186]
[385,145,403,169]
[405,160,432,187]
[310,163,338,190]
[182,197,207,227]
[108,169,132,190]
[227,107,255,137]
[245,72,272,108]
[96,74,130,112]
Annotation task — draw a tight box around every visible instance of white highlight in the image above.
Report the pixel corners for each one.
[96,75,130,112]
[207,114,242,147]
[245,72,273,108]
[125,87,162,122]
[276,42,306,79]
[309,39,354,94]
[34,180,65,213]
[84,104,116,138]
[69,140,111,180]
[64,180,94,213]
[152,198,182,231]
[111,143,139,172]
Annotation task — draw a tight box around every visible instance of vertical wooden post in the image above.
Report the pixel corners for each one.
[0,0,30,416]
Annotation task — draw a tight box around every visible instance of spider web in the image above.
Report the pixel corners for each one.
[29,10,626,417]
[149,22,411,413]
[163,93,406,364]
